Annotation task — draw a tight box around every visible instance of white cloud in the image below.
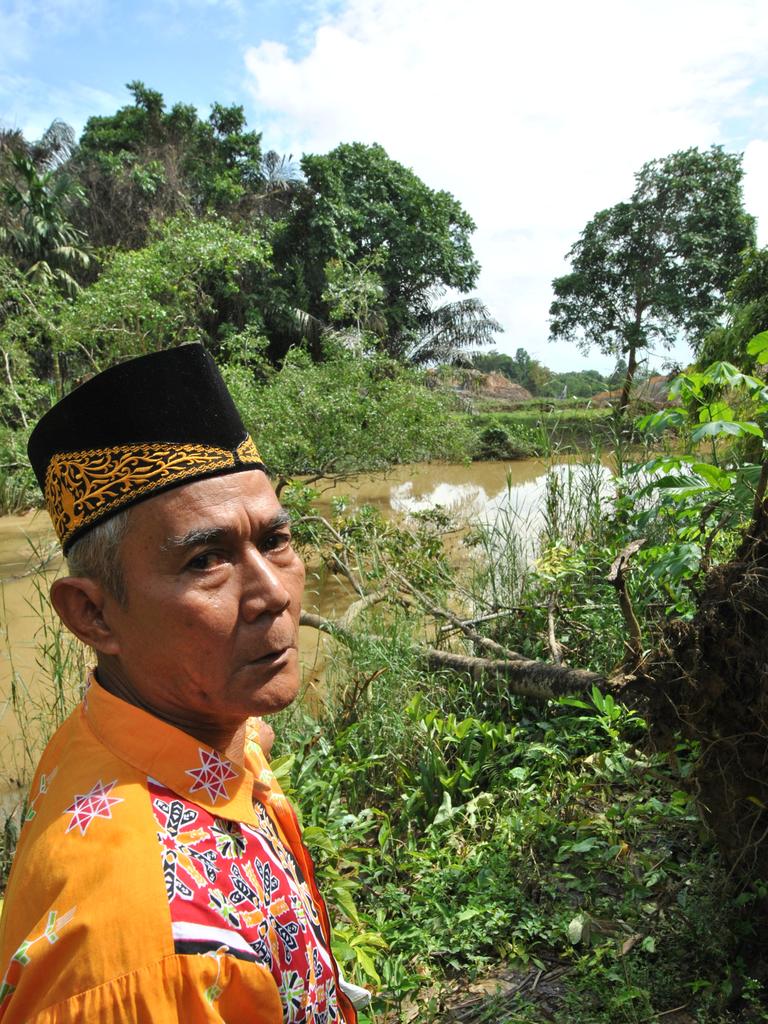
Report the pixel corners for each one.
[0,75,120,140]
[244,0,768,372]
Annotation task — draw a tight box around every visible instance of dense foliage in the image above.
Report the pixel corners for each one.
[266,410,768,1020]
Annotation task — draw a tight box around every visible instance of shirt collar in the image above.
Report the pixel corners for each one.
[83,673,272,824]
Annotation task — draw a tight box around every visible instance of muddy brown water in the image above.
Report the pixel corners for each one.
[0,459,588,815]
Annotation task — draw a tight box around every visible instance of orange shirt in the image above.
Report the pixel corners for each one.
[0,677,357,1024]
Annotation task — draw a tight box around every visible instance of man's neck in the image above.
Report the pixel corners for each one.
[94,659,247,765]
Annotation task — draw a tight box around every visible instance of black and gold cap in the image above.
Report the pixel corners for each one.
[28,344,265,553]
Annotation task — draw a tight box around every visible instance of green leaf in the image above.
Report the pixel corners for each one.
[568,915,585,944]
[570,836,600,853]
[432,790,454,826]
[269,753,295,782]
[332,885,362,925]
[698,400,733,423]
[691,419,763,442]
[747,330,768,363]
[689,463,733,490]
[353,946,381,984]
[636,407,687,434]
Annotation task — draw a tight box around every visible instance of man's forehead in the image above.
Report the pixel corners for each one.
[131,471,280,536]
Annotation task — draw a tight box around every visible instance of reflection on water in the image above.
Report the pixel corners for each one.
[386,461,615,563]
[391,480,492,520]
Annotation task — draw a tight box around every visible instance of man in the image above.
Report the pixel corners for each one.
[0,345,362,1022]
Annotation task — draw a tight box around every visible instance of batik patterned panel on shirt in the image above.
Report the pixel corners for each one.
[149,780,339,1023]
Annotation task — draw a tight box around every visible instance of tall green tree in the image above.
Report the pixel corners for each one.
[74,82,268,247]
[275,142,480,360]
[549,147,755,411]
[0,151,90,295]
[58,216,273,378]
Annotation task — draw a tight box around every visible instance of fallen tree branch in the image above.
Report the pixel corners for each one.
[391,570,524,662]
[299,610,609,701]
[420,647,607,699]
[338,590,389,630]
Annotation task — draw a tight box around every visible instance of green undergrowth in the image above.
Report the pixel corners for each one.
[468,406,616,452]
[0,428,37,516]
[276,646,765,1022]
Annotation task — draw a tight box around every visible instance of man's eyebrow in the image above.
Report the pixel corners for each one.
[268,509,292,532]
[161,526,227,552]
[161,509,292,551]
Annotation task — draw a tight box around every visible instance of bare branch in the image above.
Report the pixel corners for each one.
[607,539,645,670]
[298,514,366,597]
[547,593,565,665]
[390,570,524,661]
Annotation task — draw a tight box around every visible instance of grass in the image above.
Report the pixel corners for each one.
[0,545,87,886]
[468,407,618,453]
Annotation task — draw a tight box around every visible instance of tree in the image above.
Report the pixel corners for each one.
[0,256,61,426]
[539,368,609,399]
[274,143,480,360]
[469,346,551,394]
[697,246,768,369]
[0,151,90,295]
[224,345,471,481]
[550,147,755,412]
[0,119,76,174]
[401,298,501,366]
[73,82,268,247]
[470,349,518,378]
[58,216,273,378]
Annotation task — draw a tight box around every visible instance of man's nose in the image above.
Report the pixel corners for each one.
[240,547,292,621]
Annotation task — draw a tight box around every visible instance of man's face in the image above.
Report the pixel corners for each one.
[100,470,305,735]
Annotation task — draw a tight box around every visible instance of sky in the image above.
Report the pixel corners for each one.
[2,0,768,375]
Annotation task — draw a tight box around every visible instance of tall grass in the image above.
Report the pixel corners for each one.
[0,543,86,886]
[0,470,36,517]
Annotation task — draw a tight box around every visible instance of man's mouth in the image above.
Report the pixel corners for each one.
[252,646,292,666]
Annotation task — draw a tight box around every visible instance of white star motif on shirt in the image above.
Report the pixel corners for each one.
[64,779,123,835]
[185,749,238,803]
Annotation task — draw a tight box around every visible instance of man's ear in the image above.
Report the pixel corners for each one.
[49,577,120,655]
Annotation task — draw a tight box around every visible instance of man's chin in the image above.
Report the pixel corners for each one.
[247,670,301,716]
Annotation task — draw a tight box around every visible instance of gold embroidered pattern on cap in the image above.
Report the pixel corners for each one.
[45,436,262,546]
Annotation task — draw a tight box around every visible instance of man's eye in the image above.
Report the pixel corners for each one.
[187,551,226,571]
[262,532,292,553]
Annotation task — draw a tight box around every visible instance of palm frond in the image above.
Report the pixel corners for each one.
[407,297,503,366]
